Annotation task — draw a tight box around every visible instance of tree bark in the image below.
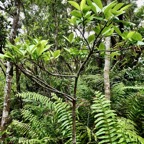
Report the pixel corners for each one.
[103,0,111,100]
[0,0,20,139]
[1,61,13,132]
[104,36,111,100]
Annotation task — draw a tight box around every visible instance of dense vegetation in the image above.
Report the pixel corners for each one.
[0,0,144,143]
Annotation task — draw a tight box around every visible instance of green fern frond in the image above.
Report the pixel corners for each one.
[91,92,144,144]
[18,138,41,144]
[11,120,37,137]
[15,92,73,143]
[117,118,144,144]
[111,82,125,98]
[91,92,118,144]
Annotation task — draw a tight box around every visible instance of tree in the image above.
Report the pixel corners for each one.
[0,0,21,141]
[0,0,144,143]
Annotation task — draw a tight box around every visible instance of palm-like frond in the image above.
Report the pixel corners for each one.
[91,92,118,144]
[117,117,144,144]
[9,92,73,143]
[91,92,144,144]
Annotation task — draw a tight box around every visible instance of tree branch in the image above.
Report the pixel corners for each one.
[16,64,75,102]
[30,61,76,78]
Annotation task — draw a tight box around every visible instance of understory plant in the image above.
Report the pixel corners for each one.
[4,91,144,144]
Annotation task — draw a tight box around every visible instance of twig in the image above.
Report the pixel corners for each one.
[16,64,75,102]
[31,61,76,78]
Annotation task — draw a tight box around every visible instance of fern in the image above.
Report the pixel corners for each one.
[8,91,144,144]
[9,92,89,144]
[91,92,118,144]
[91,92,144,144]
[117,118,144,144]
[8,92,73,143]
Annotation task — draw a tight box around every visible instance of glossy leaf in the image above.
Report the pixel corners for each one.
[69,33,74,43]
[69,1,80,10]
[114,26,122,36]
[113,3,124,11]
[127,31,142,41]
[88,34,95,43]
[92,2,101,13]
[80,0,86,10]
[93,0,103,9]
[53,50,60,58]
[71,10,82,18]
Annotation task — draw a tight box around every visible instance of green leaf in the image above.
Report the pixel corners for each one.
[35,40,49,56]
[71,10,82,18]
[120,4,132,11]
[103,1,117,19]
[43,51,51,61]
[70,48,79,55]
[92,2,101,13]
[27,45,36,54]
[113,3,124,11]
[53,50,60,58]
[80,0,86,10]
[111,9,125,16]
[64,48,70,53]
[0,53,4,59]
[114,26,122,36]
[68,1,80,10]
[40,40,48,48]
[68,16,77,25]
[63,36,70,43]
[127,31,142,41]
[88,34,95,43]
[93,0,103,9]
[69,33,74,43]
[94,25,101,34]
[102,28,114,36]
[102,24,113,36]
[110,51,120,59]
[87,0,96,13]
[4,52,14,61]
[99,42,105,51]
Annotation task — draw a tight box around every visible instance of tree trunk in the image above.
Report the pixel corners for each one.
[0,0,20,139]
[104,36,111,100]
[16,66,22,108]
[1,61,13,132]
[104,0,111,100]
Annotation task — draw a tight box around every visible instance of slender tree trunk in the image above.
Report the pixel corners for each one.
[52,0,59,50]
[104,36,111,100]
[72,99,76,144]
[16,66,22,108]
[72,76,78,144]
[104,0,111,100]
[1,61,13,132]
[0,0,20,139]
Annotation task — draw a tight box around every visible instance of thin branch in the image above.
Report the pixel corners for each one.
[16,64,75,102]
[31,61,76,78]
[76,27,91,51]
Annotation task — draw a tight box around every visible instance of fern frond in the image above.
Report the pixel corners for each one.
[10,120,38,138]
[15,92,73,143]
[117,118,144,144]
[18,137,41,144]
[91,92,118,144]
[17,92,53,109]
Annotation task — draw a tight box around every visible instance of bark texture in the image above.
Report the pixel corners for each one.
[104,37,111,100]
[1,62,13,131]
[104,0,111,100]
[0,0,20,137]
